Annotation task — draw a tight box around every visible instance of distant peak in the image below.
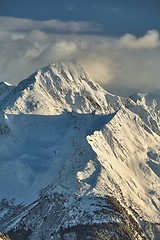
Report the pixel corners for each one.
[0,81,13,87]
[129,92,160,105]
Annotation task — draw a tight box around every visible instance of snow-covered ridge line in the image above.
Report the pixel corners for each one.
[0,60,124,115]
[0,59,159,239]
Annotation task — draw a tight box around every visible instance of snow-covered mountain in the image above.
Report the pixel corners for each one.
[0,60,124,115]
[0,82,14,102]
[0,60,159,240]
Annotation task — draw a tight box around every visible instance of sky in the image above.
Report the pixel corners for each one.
[0,0,160,96]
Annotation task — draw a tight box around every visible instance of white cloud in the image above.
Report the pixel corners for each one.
[0,17,160,96]
[111,7,122,13]
[118,30,160,49]
[0,17,102,33]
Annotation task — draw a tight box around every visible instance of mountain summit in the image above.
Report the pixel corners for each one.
[0,60,159,240]
[1,60,123,115]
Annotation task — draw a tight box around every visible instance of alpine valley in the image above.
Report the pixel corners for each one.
[0,60,159,240]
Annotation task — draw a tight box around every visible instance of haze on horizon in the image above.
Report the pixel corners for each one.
[0,0,160,96]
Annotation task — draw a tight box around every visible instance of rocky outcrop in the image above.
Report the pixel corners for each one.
[0,232,11,240]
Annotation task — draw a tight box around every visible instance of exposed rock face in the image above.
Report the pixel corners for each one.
[0,232,11,240]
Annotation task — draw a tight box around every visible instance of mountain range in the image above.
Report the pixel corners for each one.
[0,60,159,240]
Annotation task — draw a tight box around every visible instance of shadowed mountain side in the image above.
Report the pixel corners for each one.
[0,108,160,239]
[0,111,116,204]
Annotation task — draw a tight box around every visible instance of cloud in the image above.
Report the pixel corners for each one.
[0,17,102,34]
[0,17,160,96]
[118,30,160,49]
[111,7,123,13]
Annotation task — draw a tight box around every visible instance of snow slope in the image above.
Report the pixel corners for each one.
[87,106,160,222]
[126,92,160,135]
[0,60,159,239]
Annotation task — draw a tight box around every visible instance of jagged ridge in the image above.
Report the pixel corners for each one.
[0,60,159,239]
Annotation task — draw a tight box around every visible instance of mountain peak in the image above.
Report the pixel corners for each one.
[2,59,121,115]
[16,59,94,92]
[0,81,15,103]
[34,59,91,86]
[0,81,13,87]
